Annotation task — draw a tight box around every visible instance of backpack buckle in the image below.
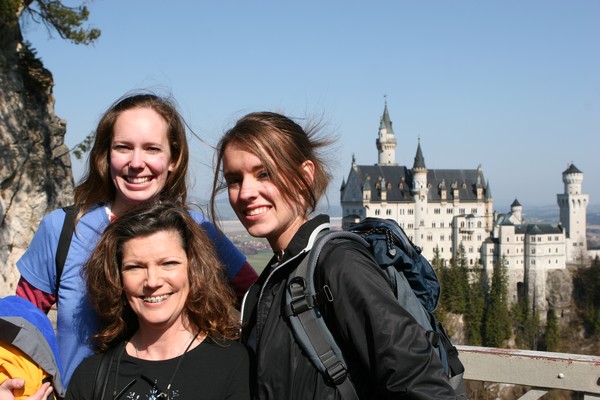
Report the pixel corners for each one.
[285,277,315,316]
[326,361,349,385]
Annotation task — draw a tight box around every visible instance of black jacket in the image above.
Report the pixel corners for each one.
[241,215,457,399]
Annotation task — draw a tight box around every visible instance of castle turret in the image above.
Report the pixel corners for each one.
[376,102,397,165]
[412,140,428,247]
[557,163,589,262]
[511,198,523,224]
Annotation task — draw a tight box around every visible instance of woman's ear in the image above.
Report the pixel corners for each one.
[301,160,315,184]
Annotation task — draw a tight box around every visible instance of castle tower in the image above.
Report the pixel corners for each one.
[557,163,589,262]
[376,101,397,165]
[412,140,428,247]
[511,199,523,224]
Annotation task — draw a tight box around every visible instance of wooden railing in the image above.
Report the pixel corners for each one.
[457,345,600,399]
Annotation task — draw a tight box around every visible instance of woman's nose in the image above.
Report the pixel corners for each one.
[239,179,259,200]
[144,267,163,288]
[129,149,145,169]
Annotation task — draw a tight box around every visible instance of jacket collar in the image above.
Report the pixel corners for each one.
[280,214,330,263]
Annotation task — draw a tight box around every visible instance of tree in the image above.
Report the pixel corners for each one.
[541,309,561,352]
[465,263,486,345]
[573,256,600,335]
[483,257,512,347]
[17,0,100,45]
[441,243,469,314]
[512,297,540,350]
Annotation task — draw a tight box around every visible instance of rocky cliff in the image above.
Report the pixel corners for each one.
[0,16,74,296]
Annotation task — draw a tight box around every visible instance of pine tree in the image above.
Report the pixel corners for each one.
[574,256,600,335]
[542,309,561,352]
[18,0,101,45]
[465,263,486,345]
[483,257,512,347]
[512,298,540,350]
[442,243,469,314]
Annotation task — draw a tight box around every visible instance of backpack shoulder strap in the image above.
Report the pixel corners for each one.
[92,343,122,400]
[285,230,368,400]
[55,205,78,294]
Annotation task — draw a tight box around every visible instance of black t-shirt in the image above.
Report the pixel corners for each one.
[66,338,250,400]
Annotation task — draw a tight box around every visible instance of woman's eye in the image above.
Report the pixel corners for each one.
[257,171,269,180]
[112,144,130,152]
[224,177,240,188]
[122,264,142,271]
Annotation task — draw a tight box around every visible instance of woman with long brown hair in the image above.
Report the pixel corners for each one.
[66,201,250,400]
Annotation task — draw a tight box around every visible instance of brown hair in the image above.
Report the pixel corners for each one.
[84,200,239,351]
[210,111,333,222]
[74,92,189,216]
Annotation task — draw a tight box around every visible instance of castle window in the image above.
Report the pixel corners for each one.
[432,222,436,228]
[386,209,392,215]
[420,220,424,227]
[471,208,477,214]
[408,223,414,229]
[408,209,414,215]
[375,209,380,215]
[477,221,482,228]
[460,222,465,228]
[434,208,441,214]
[459,208,465,215]
[447,209,453,214]
[440,235,445,241]
[399,209,405,215]
[427,235,433,241]
[387,182,392,189]
[440,222,445,228]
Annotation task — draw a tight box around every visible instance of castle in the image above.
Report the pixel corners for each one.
[340,103,590,314]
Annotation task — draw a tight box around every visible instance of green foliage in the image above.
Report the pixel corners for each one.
[573,256,600,335]
[0,0,20,24]
[72,131,95,160]
[21,1,100,45]
[541,309,561,352]
[440,243,469,314]
[511,298,540,350]
[483,257,512,347]
[465,264,486,345]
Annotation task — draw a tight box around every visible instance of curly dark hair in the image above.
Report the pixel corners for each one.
[84,200,239,351]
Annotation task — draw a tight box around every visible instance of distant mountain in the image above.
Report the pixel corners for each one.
[190,195,343,221]
[191,194,599,225]
[521,203,600,225]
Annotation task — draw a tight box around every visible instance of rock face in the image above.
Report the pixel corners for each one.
[0,19,74,296]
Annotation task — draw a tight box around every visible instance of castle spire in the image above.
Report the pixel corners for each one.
[376,97,397,165]
[413,138,426,170]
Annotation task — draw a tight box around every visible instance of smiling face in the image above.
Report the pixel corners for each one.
[222,144,311,251]
[110,107,175,216]
[121,229,189,332]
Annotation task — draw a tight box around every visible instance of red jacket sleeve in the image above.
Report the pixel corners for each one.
[229,261,259,304]
[16,276,56,314]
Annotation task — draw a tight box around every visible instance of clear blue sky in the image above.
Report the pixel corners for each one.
[22,1,599,212]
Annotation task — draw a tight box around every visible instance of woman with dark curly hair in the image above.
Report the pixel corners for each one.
[66,201,250,400]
